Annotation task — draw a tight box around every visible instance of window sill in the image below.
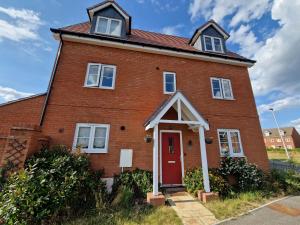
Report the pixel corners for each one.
[220,155,245,158]
[83,86,115,90]
[73,148,108,154]
[212,97,235,101]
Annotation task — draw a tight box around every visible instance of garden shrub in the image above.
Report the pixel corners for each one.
[266,169,300,194]
[218,157,264,192]
[0,146,107,225]
[184,168,231,197]
[111,185,135,208]
[111,168,152,200]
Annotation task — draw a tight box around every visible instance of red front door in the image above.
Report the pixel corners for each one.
[162,132,182,185]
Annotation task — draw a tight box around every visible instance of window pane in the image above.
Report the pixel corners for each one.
[219,131,229,155]
[97,18,108,33]
[78,127,91,138]
[93,138,106,148]
[214,38,222,52]
[205,37,213,51]
[87,74,99,86]
[87,65,100,86]
[101,66,115,88]
[166,83,174,92]
[109,20,121,36]
[165,74,175,93]
[77,138,89,149]
[95,127,107,138]
[94,127,107,149]
[222,80,233,98]
[212,79,222,98]
[165,74,174,83]
[230,132,241,154]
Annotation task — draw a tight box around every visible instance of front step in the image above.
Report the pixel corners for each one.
[161,186,186,194]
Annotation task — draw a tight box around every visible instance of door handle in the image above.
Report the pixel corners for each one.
[168,161,175,164]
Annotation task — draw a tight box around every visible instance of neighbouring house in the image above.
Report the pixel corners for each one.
[263,127,300,149]
[0,0,269,199]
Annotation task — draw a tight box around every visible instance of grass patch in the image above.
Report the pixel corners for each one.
[204,191,282,220]
[267,149,300,165]
[62,205,182,225]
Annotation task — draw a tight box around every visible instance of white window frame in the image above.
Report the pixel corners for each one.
[218,129,244,157]
[73,123,110,153]
[84,63,116,89]
[163,72,176,94]
[95,16,122,37]
[210,77,234,100]
[203,35,224,53]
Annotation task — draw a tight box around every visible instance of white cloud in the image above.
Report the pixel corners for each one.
[291,118,300,132]
[0,6,43,42]
[161,24,184,35]
[250,0,300,96]
[0,86,33,102]
[229,25,263,58]
[257,95,300,114]
[188,0,271,27]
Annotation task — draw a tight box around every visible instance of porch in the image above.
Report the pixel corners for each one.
[144,91,211,202]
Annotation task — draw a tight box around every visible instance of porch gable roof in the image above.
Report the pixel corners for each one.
[144,91,209,130]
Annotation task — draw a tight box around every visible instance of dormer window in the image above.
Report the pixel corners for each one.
[95,16,122,36]
[204,35,223,53]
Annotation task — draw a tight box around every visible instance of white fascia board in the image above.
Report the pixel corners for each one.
[61,34,254,68]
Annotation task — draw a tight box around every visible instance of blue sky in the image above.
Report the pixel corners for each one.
[0,0,299,131]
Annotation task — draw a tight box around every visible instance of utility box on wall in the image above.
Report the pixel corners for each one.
[119,149,133,168]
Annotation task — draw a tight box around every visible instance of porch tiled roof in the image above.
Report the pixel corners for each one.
[53,22,254,63]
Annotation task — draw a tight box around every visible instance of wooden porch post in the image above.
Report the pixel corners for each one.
[153,124,159,196]
[199,126,211,193]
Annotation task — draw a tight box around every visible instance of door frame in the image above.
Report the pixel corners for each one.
[160,130,185,185]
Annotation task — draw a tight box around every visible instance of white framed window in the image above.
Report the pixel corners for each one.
[73,123,110,153]
[218,129,244,157]
[85,63,116,89]
[203,35,224,53]
[95,16,122,36]
[277,139,281,142]
[163,72,176,94]
[210,77,233,100]
[285,138,290,142]
[264,131,270,136]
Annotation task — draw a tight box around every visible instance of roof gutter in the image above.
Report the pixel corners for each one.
[39,33,63,126]
[51,28,255,67]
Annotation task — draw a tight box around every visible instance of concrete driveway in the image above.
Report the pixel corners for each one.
[219,196,300,225]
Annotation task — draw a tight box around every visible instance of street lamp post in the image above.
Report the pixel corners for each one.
[269,108,290,160]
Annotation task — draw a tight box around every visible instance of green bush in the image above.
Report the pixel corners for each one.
[218,157,264,192]
[184,168,231,197]
[111,169,152,200]
[266,169,300,194]
[111,185,135,208]
[0,146,107,225]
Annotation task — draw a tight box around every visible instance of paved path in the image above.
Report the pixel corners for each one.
[219,196,300,225]
[166,191,219,225]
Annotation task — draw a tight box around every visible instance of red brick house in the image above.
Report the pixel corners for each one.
[263,127,300,149]
[0,0,269,196]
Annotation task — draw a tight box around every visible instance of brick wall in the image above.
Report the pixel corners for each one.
[292,129,300,148]
[41,40,269,177]
[0,95,46,135]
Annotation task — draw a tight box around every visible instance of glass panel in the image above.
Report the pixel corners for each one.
[95,127,106,138]
[205,37,213,51]
[78,127,91,138]
[168,137,175,154]
[77,138,89,149]
[212,79,222,98]
[93,138,106,149]
[87,74,98,86]
[165,74,175,93]
[93,127,107,149]
[109,20,121,36]
[214,38,222,52]
[97,17,108,34]
[87,65,100,86]
[222,80,232,98]
[230,132,241,154]
[101,66,114,87]
[219,131,229,155]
